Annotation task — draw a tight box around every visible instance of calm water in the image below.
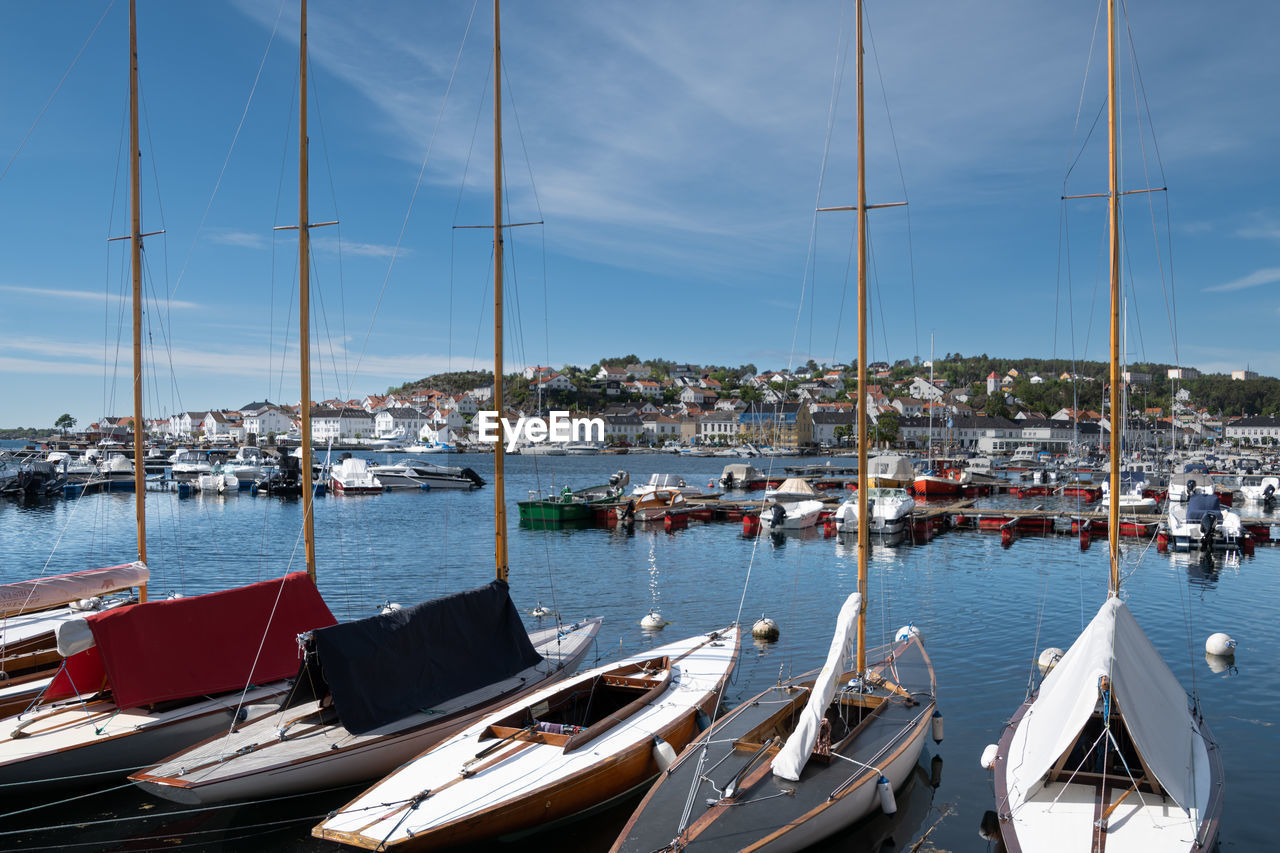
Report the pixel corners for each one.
[0,449,1273,851]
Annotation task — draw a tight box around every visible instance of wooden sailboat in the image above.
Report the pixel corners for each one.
[0,1,338,793]
[611,6,938,850]
[310,5,738,847]
[127,0,599,806]
[988,3,1224,849]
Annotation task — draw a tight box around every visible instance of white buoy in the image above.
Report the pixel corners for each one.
[895,624,923,643]
[876,775,897,814]
[752,616,780,641]
[380,602,402,615]
[980,743,999,770]
[1205,632,1236,657]
[641,610,665,630]
[531,602,553,618]
[931,709,944,744]
[652,736,677,772]
[1037,647,1064,674]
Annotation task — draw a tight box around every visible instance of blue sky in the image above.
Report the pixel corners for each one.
[1,1,1277,429]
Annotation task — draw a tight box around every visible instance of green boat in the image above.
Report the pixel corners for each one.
[517,471,629,528]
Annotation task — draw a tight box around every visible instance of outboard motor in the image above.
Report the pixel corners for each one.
[608,470,629,488]
[622,499,637,523]
[1185,479,1197,497]
[722,471,735,489]
[1265,484,1276,506]
[461,467,487,488]
[1199,512,1217,551]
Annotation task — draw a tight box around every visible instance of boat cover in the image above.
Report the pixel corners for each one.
[1186,493,1222,524]
[1005,596,1199,810]
[44,572,335,709]
[0,561,149,618]
[773,592,861,781]
[772,477,819,498]
[302,580,542,735]
[868,455,915,482]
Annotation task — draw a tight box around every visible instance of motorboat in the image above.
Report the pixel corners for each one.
[195,464,238,494]
[617,488,686,523]
[834,486,914,543]
[1164,493,1247,552]
[329,456,383,495]
[369,458,485,490]
[761,498,825,531]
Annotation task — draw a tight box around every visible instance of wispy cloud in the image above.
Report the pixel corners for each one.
[1237,221,1280,240]
[206,230,270,250]
[311,237,406,259]
[0,284,201,310]
[1204,267,1280,293]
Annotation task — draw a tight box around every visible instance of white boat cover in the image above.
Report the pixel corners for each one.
[1006,596,1198,810]
[0,562,148,618]
[868,455,915,482]
[772,592,862,781]
[772,477,819,498]
[55,617,95,656]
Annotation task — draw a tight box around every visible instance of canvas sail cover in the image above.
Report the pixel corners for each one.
[44,572,335,709]
[0,561,149,618]
[303,580,542,735]
[773,592,861,781]
[1005,596,1201,811]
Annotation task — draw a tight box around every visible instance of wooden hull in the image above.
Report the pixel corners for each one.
[911,476,961,497]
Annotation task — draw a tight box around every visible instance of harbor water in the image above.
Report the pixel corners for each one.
[0,448,1274,851]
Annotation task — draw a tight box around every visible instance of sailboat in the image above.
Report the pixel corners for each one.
[987,3,1224,849]
[310,5,737,847]
[611,5,938,849]
[0,0,339,794]
[127,0,600,806]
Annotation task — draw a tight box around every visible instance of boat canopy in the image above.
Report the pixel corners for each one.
[771,477,819,498]
[1005,596,1201,811]
[0,561,149,618]
[1186,493,1223,523]
[719,463,762,482]
[46,572,335,709]
[772,592,861,781]
[868,454,915,482]
[296,580,542,735]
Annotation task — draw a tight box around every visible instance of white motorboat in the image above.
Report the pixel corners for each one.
[330,456,383,494]
[168,447,211,480]
[370,458,484,490]
[1165,493,1247,552]
[195,464,238,494]
[1239,475,1279,505]
[761,497,825,531]
[834,486,914,542]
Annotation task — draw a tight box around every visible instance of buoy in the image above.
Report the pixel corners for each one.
[752,616,780,641]
[1156,531,1169,552]
[876,775,897,815]
[931,709,944,744]
[380,602,402,615]
[653,736,677,772]
[641,610,665,630]
[707,480,714,488]
[664,514,674,531]
[1037,647,1064,674]
[1205,632,1236,657]
[1001,527,1014,548]
[895,624,923,643]
[531,602,553,618]
[1079,528,1091,551]
[1243,536,1256,556]
[980,743,999,771]
[979,809,1001,840]
[822,519,836,538]
[742,514,761,536]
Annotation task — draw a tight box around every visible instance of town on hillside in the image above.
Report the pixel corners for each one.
[48,355,1280,453]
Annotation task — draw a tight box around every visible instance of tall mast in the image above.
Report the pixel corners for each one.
[298,0,317,582]
[854,0,868,674]
[492,0,508,583]
[1107,0,1120,596]
[129,0,147,603]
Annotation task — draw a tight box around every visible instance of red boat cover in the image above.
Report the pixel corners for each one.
[44,573,335,709]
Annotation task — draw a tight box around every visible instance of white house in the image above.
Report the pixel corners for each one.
[531,372,577,393]
[375,407,427,439]
[906,377,945,401]
[242,404,293,437]
[631,379,663,398]
[642,413,681,443]
[202,411,244,442]
[698,412,739,444]
[420,409,466,445]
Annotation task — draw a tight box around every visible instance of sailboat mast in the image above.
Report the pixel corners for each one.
[128,0,147,603]
[1107,0,1121,596]
[854,0,868,674]
[298,0,317,582]
[492,0,509,583]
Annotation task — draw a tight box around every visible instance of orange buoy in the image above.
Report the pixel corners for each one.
[1156,531,1168,552]
[1243,536,1255,556]
[1001,527,1014,549]
[823,519,836,537]
[743,514,761,536]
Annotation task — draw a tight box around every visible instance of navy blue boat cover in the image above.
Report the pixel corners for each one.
[1186,493,1222,523]
[303,580,542,735]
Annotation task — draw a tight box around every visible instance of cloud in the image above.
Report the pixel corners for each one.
[1203,267,1280,293]
[206,230,270,250]
[1237,222,1280,240]
[0,284,202,310]
[311,237,406,259]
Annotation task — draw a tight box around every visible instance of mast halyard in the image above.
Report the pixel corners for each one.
[854,0,868,674]
[298,0,317,583]
[1107,0,1121,596]
[492,0,508,584]
[128,0,148,603]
